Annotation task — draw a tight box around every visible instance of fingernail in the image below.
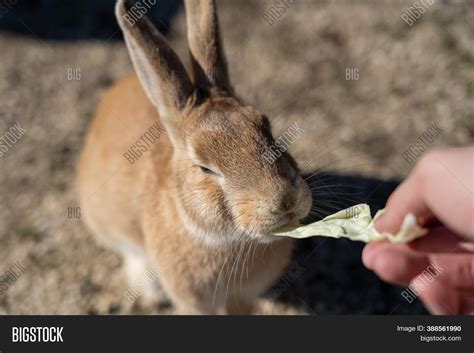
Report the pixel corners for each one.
[373,214,385,232]
[374,211,400,234]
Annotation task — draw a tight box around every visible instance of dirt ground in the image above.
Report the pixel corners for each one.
[0,0,472,314]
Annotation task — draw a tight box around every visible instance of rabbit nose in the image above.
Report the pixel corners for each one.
[270,196,297,215]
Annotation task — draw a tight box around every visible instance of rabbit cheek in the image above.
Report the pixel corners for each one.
[228,194,275,236]
[179,174,229,230]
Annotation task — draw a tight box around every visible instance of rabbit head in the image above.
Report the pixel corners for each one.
[116,0,312,245]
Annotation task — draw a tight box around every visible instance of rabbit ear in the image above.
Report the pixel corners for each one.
[116,0,194,143]
[184,0,232,94]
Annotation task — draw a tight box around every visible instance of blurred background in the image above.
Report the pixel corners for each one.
[0,0,472,314]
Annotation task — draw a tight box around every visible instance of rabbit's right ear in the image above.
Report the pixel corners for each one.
[184,0,232,94]
[116,0,194,145]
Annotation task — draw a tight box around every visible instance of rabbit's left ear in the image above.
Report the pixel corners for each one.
[184,0,233,94]
[116,0,194,146]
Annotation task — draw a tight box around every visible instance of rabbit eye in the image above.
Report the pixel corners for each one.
[199,166,216,175]
[197,165,223,178]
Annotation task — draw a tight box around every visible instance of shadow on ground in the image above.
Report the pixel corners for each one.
[0,0,182,40]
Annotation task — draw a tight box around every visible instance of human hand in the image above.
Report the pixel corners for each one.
[363,147,474,314]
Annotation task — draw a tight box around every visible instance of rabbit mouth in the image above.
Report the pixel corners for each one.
[269,214,297,232]
[268,199,311,231]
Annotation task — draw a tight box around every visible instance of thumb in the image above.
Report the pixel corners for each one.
[375,170,432,234]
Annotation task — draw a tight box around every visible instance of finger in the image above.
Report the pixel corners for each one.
[407,253,474,315]
[364,228,472,266]
[374,169,432,234]
[407,227,474,254]
[362,242,409,270]
[362,227,466,270]
[365,244,474,289]
[430,253,474,291]
[363,243,430,286]
[362,242,385,269]
[415,276,460,315]
[363,241,415,270]
[460,296,474,315]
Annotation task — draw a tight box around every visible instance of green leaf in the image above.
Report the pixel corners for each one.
[272,204,426,244]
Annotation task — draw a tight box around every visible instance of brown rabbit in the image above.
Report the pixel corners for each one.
[76,0,312,314]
